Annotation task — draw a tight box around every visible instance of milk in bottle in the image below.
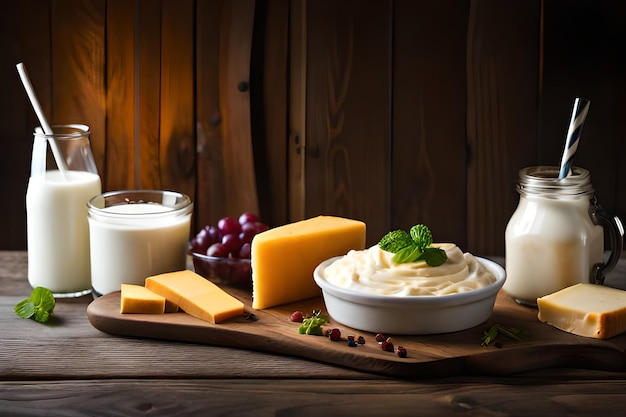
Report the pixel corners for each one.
[504,166,623,306]
[26,124,101,297]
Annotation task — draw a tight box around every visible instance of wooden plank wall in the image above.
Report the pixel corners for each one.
[1,0,625,258]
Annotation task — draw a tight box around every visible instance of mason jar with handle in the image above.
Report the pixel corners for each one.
[504,166,623,306]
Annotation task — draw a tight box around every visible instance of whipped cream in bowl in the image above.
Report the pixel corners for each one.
[313,244,506,335]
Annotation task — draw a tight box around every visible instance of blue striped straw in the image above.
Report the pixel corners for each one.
[558,97,590,179]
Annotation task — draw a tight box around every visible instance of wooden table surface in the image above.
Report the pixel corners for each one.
[2,251,626,416]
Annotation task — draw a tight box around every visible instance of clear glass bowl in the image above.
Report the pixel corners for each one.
[190,251,252,289]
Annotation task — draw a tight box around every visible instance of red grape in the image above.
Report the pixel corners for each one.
[218,216,241,235]
[191,229,211,253]
[239,242,251,259]
[254,222,269,234]
[192,212,269,259]
[221,233,242,256]
[207,242,229,258]
[239,222,257,244]
[238,212,259,225]
[204,225,222,245]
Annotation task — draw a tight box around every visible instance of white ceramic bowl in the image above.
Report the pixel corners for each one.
[313,256,506,335]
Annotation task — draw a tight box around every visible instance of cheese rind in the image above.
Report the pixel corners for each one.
[120,284,165,314]
[251,215,366,309]
[145,270,244,324]
[537,283,626,339]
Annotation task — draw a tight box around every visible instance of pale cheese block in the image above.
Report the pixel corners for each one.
[120,284,165,314]
[251,215,366,309]
[145,270,244,324]
[537,283,626,339]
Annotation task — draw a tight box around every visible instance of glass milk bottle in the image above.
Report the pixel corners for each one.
[26,124,102,297]
[504,166,623,306]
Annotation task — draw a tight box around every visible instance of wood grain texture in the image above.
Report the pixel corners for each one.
[2,0,626,260]
[540,0,626,214]
[0,1,45,250]
[305,0,391,247]
[50,0,106,175]
[2,378,626,416]
[195,0,260,230]
[392,0,470,249]
[137,0,162,190]
[252,0,290,228]
[465,0,540,256]
[218,0,260,217]
[159,0,195,198]
[105,0,136,190]
[3,251,626,415]
[287,0,308,223]
[87,284,626,379]
[195,0,224,231]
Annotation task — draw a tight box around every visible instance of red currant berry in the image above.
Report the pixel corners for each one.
[397,346,408,358]
[289,311,304,323]
[375,333,386,343]
[328,328,341,341]
[381,341,394,352]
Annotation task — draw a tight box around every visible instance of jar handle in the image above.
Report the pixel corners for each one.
[591,201,624,284]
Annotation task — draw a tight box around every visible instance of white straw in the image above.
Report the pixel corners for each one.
[16,62,68,175]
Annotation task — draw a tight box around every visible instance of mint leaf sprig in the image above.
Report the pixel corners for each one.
[378,224,448,266]
[14,287,55,323]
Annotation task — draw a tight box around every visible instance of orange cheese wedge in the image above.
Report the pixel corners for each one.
[146,270,244,324]
[120,284,166,314]
[251,215,366,309]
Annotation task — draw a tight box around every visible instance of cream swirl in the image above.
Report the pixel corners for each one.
[322,244,496,296]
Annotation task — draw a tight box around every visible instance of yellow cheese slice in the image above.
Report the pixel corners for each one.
[145,270,244,324]
[120,284,165,314]
[251,215,366,309]
[537,283,626,339]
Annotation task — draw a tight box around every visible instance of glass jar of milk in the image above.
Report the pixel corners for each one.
[504,166,623,306]
[87,190,193,297]
[26,124,102,297]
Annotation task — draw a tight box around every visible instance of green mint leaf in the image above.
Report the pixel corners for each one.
[14,287,55,323]
[410,224,432,250]
[14,299,35,319]
[379,224,448,266]
[34,308,51,323]
[31,287,55,313]
[392,244,422,264]
[421,247,448,267]
[378,230,413,253]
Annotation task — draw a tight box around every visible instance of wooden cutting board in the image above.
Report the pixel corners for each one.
[87,287,626,378]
